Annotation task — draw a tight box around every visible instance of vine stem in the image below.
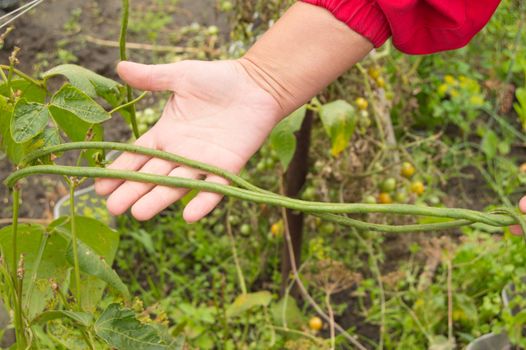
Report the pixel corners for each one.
[120,0,140,139]
[0,65,44,88]
[69,181,82,309]
[225,203,247,295]
[11,188,27,349]
[279,195,367,350]
[6,164,519,231]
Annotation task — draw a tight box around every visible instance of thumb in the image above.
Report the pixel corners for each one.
[117,61,181,91]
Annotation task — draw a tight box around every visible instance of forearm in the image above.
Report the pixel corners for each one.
[238,2,373,116]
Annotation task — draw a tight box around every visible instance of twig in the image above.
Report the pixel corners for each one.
[0,218,51,226]
[85,35,216,55]
[278,178,368,350]
[325,293,336,350]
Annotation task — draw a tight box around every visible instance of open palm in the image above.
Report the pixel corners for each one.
[95,60,282,222]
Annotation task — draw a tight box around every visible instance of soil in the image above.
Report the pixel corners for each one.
[0,0,225,223]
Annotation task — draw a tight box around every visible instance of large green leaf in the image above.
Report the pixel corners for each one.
[43,64,122,99]
[0,95,27,164]
[319,100,356,157]
[32,310,93,328]
[10,99,50,143]
[0,224,70,319]
[43,64,132,125]
[50,84,111,124]
[51,216,121,311]
[95,304,183,350]
[226,291,272,318]
[269,105,307,169]
[66,240,129,299]
[270,296,304,329]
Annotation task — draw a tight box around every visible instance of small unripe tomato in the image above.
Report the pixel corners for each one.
[355,97,368,110]
[309,316,323,331]
[394,190,408,203]
[320,223,335,235]
[378,192,393,204]
[301,187,317,201]
[220,0,233,12]
[363,195,377,204]
[375,77,385,88]
[428,195,441,206]
[380,178,396,192]
[400,162,416,178]
[410,181,425,195]
[240,224,251,235]
[256,161,266,172]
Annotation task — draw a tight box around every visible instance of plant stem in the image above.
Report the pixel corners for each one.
[0,65,44,88]
[11,188,27,349]
[120,0,140,139]
[6,164,519,230]
[226,203,247,295]
[69,182,82,310]
[109,91,148,115]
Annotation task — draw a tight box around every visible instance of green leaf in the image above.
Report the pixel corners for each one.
[269,105,307,169]
[43,64,122,99]
[226,291,272,318]
[95,304,182,350]
[481,129,499,159]
[0,224,70,319]
[66,239,129,299]
[32,310,93,327]
[10,99,50,143]
[319,100,356,157]
[0,95,27,164]
[0,79,46,103]
[52,216,121,311]
[270,296,304,329]
[51,84,111,124]
[49,106,103,166]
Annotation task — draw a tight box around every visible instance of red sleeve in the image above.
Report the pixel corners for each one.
[300,0,502,55]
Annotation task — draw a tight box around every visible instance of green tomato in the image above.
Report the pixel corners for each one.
[380,178,397,192]
[256,161,266,172]
[363,195,377,204]
[428,196,441,206]
[240,224,251,235]
[301,186,317,201]
[228,215,240,225]
[394,190,408,203]
[214,224,225,234]
[320,223,335,234]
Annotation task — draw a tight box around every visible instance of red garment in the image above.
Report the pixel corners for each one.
[301,0,502,54]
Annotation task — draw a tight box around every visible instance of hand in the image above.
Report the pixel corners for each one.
[95,60,282,222]
[510,198,526,235]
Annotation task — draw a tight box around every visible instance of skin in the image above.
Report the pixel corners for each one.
[96,2,525,229]
[95,2,372,222]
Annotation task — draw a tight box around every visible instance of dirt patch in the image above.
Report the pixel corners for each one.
[0,0,226,223]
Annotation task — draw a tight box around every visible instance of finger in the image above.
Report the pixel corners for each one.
[95,134,155,196]
[520,196,526,213]
[131,167,202,221]
[183,175,228,223]
[106,158,175,216]
[117,61,186,91]
[510,225,522,236]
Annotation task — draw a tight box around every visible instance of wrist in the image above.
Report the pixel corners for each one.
[240,2,373,117]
